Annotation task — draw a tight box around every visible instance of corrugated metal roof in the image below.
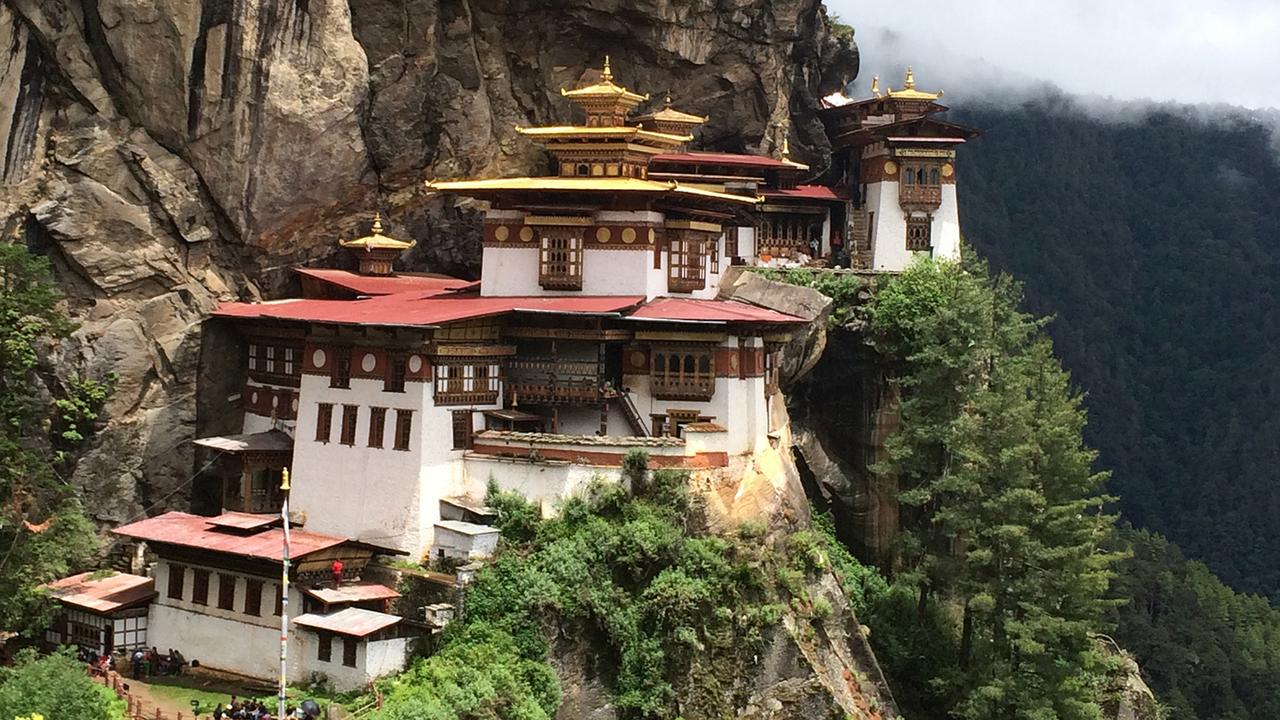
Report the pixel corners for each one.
[112,512,349,562]
[762,185,850,202]
[213,294,646,329]
[294,267,478,297]
[435,520,501,537]
[302,582,401,605]
[44,572,155,614]
[207,512,280,531]
[293,607,402,638]
[193,430,293,454]
[628,298,804,324]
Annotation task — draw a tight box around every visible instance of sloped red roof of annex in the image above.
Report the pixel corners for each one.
[113,512,348,562]
[44,571,156,614]
[294,267,479,297]
[651,151,800,170]
[762,185,849,201]
[213,294,646,328]
[628,298,804,324]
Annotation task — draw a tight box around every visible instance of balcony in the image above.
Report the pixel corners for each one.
[434,380,500,406]
[898,184,942,208]
[506,358,609,406]
[651,376,715,401]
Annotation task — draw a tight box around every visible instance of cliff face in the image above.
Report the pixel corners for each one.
[0,0,857,524]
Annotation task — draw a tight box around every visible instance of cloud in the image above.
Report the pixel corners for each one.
[828,0,1280,111]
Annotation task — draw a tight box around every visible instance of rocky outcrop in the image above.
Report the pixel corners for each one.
[0,0,857,525]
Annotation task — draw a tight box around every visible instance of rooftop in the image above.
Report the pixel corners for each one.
[293,607,402,638]
[295,267,478,297]
[435,520,501,537]
[193,429,293,454]
[113,511,351,562]
[651,151,807,171]
[762,185,850,202]
[559,56,649,105]
[44,571,155,614]
[338,214,416,252]
[628,298,805,325]
[476,430,686,447]
[426,176,761,205]
[206,512,280,532]
[302,582,401,606]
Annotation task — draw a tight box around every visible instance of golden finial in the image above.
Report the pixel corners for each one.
[781,135,791,159]
[904,66,916,90]
[870,75,881,98]
[371,212,384,235]
[281,467,290,492]
[665,91,673,108]
[602,55,613,82]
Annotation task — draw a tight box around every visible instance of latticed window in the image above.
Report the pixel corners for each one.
[906,216,932,251]
[725,226,739,260]
[394,410,414,451]
[539,227,584,290]
[315,403,333,443]
[384,353,407,393]
[433,362,501,405]
[756,214,822,258]
[452,410,473,450]
[650,345,716,400]
[368,407,386,448]
[667,232,708,293]
[340,405,359,445]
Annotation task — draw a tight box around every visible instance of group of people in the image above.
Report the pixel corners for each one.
[212,696,320,720]
[129,646,187,678]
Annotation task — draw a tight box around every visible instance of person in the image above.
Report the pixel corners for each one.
[331,558,343,588]
[131,648,144,679]
[213,704,225,720]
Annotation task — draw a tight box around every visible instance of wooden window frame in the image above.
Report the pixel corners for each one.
[217,573,236,611]
[538,227,584,290]
[433,362,500,405]
[394,409,414,451]
[330,346,352,389]
[384,353,407,393]
[273,583,282,616]
[368,407,387,449]
[452,410,473,450]
[649,345,716,401]
[667,231,708,293]
[244,579,263,617]
[166,564,185,601]
[191,569,210,606]
[315,403,333,443]
[340,404,359,446]
[710,234,720,274]
[724,226,739,261]
[318,633,332,663]
[906,215,932,251]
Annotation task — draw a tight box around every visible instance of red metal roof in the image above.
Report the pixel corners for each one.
[302,582,401,605]
[293,607,401,638]
[207,512,280,531]
[762,185,849,202]
[214,294,646,328]
[44,572,155,614]
[294,267,478,297]
[628,298,804,324]
[651,151,800,170]
[113,512,349,562]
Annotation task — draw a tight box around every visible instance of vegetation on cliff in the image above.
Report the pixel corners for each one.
[373,453,881,720]
[0,648,125,720]
[0,245,105,635]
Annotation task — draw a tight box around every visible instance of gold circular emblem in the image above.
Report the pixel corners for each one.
[630,351,647,368]
[493,225,509,242]
[519,227,534,242]
[884,160,898,176]
[621,227,637,244]
[647,228,656,244]
[596,227,611,243]
[941,163,955,178]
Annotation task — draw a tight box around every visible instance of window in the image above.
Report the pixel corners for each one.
[315,403,333,443]
[343,637,358,667]
[725,226,739,260]
[384,353,407,393]
[452,411,473,450]
[433,363,500,405]
[273,584,282,617]
[667,232,708,293]
[340,405,359,445]
[710,235,720,274]
[906,215,932,251]
[649,345,716,400]
[217,574,236,610]
[265,346,277,375]
[318,633,332,663]
[330,347,352,388]
[538,228,584,290]
[244,579,263,617]
[368,407,387,448]
[394,410,413,451]
[167,564,185,600]
[192,569,210,606]
[248,344,259,371]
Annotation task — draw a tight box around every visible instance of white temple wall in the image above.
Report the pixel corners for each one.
[865,181,911,271]
[932,185,962,260]
[296,633,407,692]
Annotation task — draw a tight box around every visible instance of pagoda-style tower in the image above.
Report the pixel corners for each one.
[820,67,979,271]
[339,213,416,275]
[428,58,759,299]
[632,94,708,150]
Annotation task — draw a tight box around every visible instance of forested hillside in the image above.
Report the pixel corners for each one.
[953,95,1280,601]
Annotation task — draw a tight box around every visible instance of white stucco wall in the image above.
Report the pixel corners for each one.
[296,633,407,692]
[932,185,962,260]
[461,455,620,515]
[865,181,911,272]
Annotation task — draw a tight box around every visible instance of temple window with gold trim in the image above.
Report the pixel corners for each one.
[668,231,708,293]
[539,227,584,290]
[650,345,715,401]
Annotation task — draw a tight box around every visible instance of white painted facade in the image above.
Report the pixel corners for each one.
[295,632,408,691]
[864,179,962,271]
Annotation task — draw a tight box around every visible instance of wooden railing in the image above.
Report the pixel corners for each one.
[651,376,715,401]
[434,386,500,405]
[507,381,602,406]
[506,358,607,406]
[898,184,942,207]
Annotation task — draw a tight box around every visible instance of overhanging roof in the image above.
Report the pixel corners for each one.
[425,177,761,206]
[293,607,402,638]
[214,295,646,329]
[44,572,155,614]
[627,298,805,325]
[194,430,293,454]
[294,268,478,297]
[113,512,351,563]
[302,582,401,606]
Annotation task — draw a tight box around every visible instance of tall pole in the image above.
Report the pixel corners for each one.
[279,467,292,718]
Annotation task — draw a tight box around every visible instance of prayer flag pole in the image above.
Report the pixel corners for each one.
[279,467,292,718]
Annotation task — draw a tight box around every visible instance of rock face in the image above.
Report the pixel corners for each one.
[0,0,857,525]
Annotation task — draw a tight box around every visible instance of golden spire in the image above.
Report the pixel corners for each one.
[664,91,673,108]
[602,55,613,82]
[870,75,881,98]
[885,66,943,101]
[339,212,415,252]
[370,212,384,235]
[903,66,916,90]
[281,467,290,492]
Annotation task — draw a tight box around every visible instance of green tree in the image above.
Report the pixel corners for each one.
[0,244,100,635]
[0,648,125,720]
[869,256,1118,719]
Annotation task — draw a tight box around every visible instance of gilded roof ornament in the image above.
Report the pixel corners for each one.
[339,212,416,252]
[886,66,943,101]
[560,57,649,103]
[870,75,881,98]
